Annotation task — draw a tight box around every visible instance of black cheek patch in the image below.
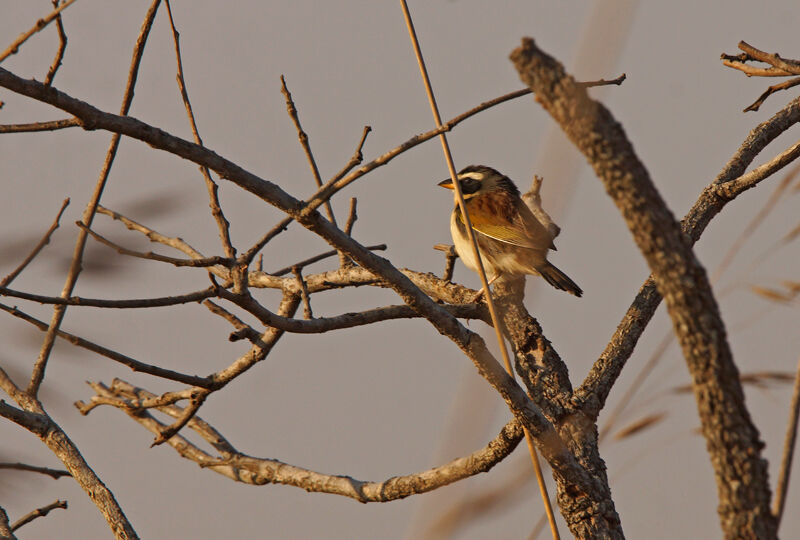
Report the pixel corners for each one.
[460,178,482,194]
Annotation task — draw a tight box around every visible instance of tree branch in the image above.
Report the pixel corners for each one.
[10,500,67,532]
[511,37,775,539]
[84,377,528,502]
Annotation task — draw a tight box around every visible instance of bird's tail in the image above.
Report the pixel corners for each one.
[538,262,583,297]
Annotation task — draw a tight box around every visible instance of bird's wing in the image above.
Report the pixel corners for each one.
[460,197,551,250]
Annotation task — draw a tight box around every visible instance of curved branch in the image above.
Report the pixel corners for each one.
[84,376,526,502]
[11,500,67,532]
[219,288,485,333]
[0,285,217,309]
[0,302,210,387]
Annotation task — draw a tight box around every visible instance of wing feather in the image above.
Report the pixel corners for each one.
[457,197,553,250]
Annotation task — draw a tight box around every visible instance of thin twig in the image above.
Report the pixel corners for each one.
[241,216,292,266]
[10,500,67,532]
[219,283,482,334]
[0,284,217,309]
[721,60,792,78]
[0,462,70,479]
[339,198,358,267]
[164,0,236,260]
[738,41,800,75]
[78,221,233,268]
[291,266,313,319]
[577,73,626,88]
[329,126,372,185]
[343,197,358,236]
[241,127,370,267]
[203,300,248,330]
[43,0,68,86]
[0,301,210,387]
[0,118,80,133]
[28,0,163,397]
[151,389,209,446]
[0,0,77,63]
[280,75,336,225]
[97,205,207,259]
[434,243,458,282]
[773,354,800,525]
[710,163,798,282]
[745,78,800,113]
[270,243,386,276]
[399,4,560,539]
[0,198,69,288]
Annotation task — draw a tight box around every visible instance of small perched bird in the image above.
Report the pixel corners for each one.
[438,165,582,297]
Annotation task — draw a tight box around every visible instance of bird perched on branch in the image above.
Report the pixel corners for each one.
[438,165,582,297]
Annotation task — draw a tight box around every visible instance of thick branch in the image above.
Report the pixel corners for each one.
[511,37,775,539]
[580,97,800,412]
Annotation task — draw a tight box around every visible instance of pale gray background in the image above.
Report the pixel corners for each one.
[1,1,798,538]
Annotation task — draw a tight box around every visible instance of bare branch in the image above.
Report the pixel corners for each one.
[511,37,775,536]
[328,126,372,185]
[150,389,209,446]
[721,59,792,78]
[0,198,69,288]
[0,302,210,387]
[218,288,484,333]
[269,243,386,276]
[0,0,77,63]
[433,244,458,282]
[738,41,800,75]
[96,206,208,260]
[27,0,163,398]
[0,118,79,133]
[291,266,313,319]
[0,462,70,479]
[79,221,233,267]
[83,376,527,503]
[0,59,602,495]
[744,78,800,113]
[43,0,68,86]
[0,285,217,309]
[580,97,800,413]
[280,75,336,226]
[11,500,67,532]
[577,73,627,88]
[164,0,236,260]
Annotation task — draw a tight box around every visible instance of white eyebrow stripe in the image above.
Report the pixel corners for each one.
[457,171,485,181]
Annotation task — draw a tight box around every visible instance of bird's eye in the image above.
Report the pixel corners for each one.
[460,178,482,194]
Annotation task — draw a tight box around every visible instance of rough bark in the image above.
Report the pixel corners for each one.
[494,277,622,539]
[510,37,775,539]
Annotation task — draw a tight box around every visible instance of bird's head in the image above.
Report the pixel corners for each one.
[437,165,520,200]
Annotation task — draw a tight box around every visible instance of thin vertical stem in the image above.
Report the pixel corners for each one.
[28,0,163,397]
[773,354,800,525]
[398,3,560,539]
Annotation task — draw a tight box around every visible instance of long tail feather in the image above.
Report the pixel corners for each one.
[538,262,582,297]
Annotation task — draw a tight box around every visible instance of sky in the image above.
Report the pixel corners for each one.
[1,1,799,539]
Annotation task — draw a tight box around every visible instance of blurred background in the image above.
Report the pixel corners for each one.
[0,1,798,538]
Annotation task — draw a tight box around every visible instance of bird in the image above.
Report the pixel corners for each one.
[438,165,582,297]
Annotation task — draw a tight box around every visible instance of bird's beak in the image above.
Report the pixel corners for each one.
[437,178,455,190]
